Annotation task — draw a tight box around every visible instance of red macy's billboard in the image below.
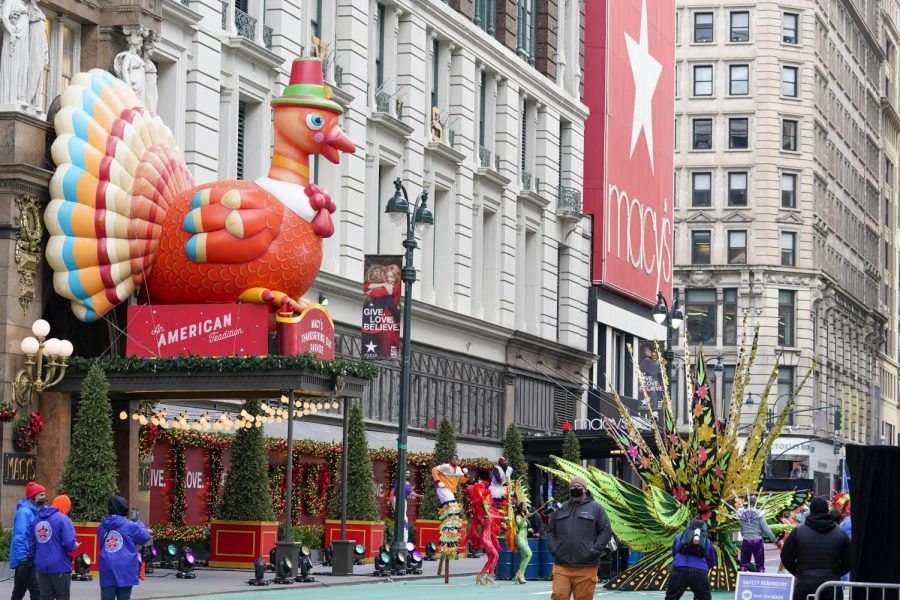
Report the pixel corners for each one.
[583,0,674,306]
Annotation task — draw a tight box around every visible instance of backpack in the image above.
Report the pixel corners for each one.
[676,521,709,557]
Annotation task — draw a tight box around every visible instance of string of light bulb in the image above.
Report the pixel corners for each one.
[118,395,341,432]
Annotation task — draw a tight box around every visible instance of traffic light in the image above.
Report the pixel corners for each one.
[834,406,842,432]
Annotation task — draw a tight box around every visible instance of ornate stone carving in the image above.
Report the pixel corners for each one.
[0,0,29,106]
[766,274,809,286]
[688,270,721,286]
[141,30,159,112]
[14,194,42,312]
[114,26,149,105]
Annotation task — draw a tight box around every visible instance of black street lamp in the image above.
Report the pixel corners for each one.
[651,290,683,395]
[384,177,433,571]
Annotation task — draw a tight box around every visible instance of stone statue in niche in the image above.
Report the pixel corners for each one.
[114,25,147,104]
[0,0,30,106]
[25,0,47,108]
[141,30,159,112]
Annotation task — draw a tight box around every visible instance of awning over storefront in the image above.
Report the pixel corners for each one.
[522,429,658,461]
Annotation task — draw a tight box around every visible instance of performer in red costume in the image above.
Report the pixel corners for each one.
[464,480,506,585]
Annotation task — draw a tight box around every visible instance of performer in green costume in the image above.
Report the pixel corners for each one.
[514,502,532,584]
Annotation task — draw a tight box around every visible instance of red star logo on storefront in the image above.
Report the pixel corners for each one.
[562,420,571,432]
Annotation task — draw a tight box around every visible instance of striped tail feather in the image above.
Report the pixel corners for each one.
[45,69,193,321]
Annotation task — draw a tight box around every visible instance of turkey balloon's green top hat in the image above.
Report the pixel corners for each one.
[272,57,343,113]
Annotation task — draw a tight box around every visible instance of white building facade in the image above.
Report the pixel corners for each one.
[154,0,593,456]
[674,0,898,493]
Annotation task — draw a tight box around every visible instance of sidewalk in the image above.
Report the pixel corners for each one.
[0,556,487,600]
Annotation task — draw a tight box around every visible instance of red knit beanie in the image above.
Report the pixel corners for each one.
[25,482,45,499]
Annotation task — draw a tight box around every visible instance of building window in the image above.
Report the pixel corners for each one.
[723,289,738,345]
[674,117,679,149]
[782,119,798,151]
[887,158,894,185]
[691,230,711,264]
[781,173,797,208]
[693,118,712,150]
[729,64,749,95]
[692,172,712,207]
[310,0,323,36]
[675,66,680,97]
[778,291,795,346]
[474,0,496,34]
[780,232,796,266]
[730,11,749,42]
[694,12,713,43]
[728,171,748,206]
[479,71,487,147]
[693,65,713,96]
[686,289,716,345]
[728,231,747,264]
[777,366,795,424]
[783,13,799,44]
[729,118,748,149]
[236,100,246,180]
[517,0,537,63]
[782,65,798,97]
[375,3,385,89]
[722,364,736,415]
[431,38,440,110]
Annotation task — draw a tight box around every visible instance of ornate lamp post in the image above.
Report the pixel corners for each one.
[384,177,433,572]
[651,291,683,395]
[14,319,74,405]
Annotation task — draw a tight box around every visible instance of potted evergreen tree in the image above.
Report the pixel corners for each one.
[59,363,119,571]
[503,423,528,494]
[415,418,466,554]
[553,430,581,504]
[209,399,278,568]
[324,404,382,561]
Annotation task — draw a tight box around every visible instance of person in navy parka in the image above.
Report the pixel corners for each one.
[29,494,77,600]
[97,496,151,600]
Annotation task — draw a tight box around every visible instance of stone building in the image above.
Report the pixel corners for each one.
[1,0,592,522]
[674,0,897,492]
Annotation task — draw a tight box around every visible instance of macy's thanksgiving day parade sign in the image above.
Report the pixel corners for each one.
[43,58,353,358]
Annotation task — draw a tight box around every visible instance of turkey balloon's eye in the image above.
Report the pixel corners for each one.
[306,113,325,130]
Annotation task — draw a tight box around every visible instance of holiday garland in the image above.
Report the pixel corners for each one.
[169,441,187,526]
[151,429,494,527]
[0,401,17,423]
[13,412,44,452]
[68,354,380,380]
[303,462,326,516]
[149,523,208,543]
[139,424,158,461]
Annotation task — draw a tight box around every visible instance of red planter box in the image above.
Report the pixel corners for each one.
[208,520,279,568]
[324,519,384,562]
[72,522,101,572]
[415,519,467,557]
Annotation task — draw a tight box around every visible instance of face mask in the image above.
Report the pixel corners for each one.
[35,498,46,506]
[570,487,584,498]
[692,528,701,543]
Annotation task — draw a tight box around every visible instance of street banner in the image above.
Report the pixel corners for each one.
[362,255,402,361]
[735,572,794,600]
[583,0,675,305]
[126,303,269,357]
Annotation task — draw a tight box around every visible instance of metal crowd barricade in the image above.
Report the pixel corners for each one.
[813,581,900,600]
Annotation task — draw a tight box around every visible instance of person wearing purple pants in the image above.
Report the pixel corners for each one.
[737,496,777,572]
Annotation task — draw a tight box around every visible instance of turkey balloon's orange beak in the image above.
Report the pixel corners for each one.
[320,127,355,164]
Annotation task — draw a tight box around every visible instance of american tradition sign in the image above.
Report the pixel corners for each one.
[125,303,269,357]
[584,0,675,306]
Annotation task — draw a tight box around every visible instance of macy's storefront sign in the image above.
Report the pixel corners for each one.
[568,415,652,432]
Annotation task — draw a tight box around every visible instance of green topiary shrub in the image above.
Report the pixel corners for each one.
[502,423,528,491]
[219,399,275,521]
[417,418,457,520]
[554,430,582,504]
[59,363,118,522]
[344,404,379,521]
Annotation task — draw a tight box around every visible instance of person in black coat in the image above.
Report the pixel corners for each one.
[780,496,851,600]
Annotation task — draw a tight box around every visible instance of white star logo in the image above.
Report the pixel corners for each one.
[624,0,662,173]
[365,341,378,354]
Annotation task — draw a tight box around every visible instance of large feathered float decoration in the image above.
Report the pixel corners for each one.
[542,327,813,590]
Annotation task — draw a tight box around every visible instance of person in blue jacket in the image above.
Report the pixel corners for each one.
[29,494,77,600]
[665,519,716,600]
[10,481,47,600]
[97,496,151,600]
